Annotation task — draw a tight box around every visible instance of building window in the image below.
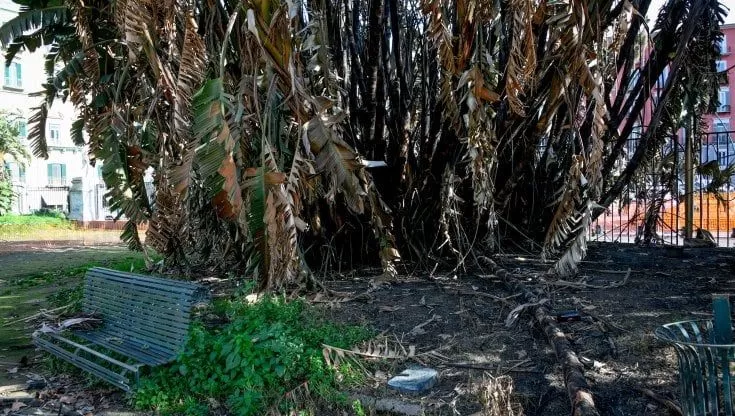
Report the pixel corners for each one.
[716,60,727,73]
[718,149,729,166]
[15,120,26,138]
[48,122,61,144]
[5,162,24,183]
[715,121,731,144]
[718,87,731,113]
[719,35,729,55]
[47,163,66,186]
[3,62,22,89]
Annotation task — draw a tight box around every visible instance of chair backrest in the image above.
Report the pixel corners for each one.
[82,267,208,357]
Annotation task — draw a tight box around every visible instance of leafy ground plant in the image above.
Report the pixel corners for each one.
[0,212,75,239]
[135,296,373,415]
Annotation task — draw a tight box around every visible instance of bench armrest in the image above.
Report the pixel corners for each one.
[36,332,142,373]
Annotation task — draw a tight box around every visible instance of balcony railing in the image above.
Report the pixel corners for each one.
[717,104,731,113]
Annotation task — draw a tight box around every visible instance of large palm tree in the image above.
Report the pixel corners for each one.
[0,0,726,285]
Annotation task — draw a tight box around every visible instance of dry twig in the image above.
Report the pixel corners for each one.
[635,387,683,416]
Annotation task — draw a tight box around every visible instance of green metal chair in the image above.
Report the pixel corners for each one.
[655,319,735,416]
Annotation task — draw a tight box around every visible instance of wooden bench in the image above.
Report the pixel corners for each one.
[33,267,209,391]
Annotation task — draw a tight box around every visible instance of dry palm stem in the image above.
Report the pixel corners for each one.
[480,256,601,416]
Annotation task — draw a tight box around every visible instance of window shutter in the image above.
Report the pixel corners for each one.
[14,63,21,87]
[61,164,66,184]
[4,66,9,86]
[47,164,53,184]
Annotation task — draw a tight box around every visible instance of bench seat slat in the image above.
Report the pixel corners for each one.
[89,267,203,290]
[82,293,194,328]
[82,304,191,342]
[89,267,204,290]
[83,288,193,317]
[75,330,173,366]
[85,279,194,306]
[82,299,190,347]
[83,301,191,331]
[85,286,190,308]
[89,268,204,294]
[95,322,185,355]
[86,321,184,355]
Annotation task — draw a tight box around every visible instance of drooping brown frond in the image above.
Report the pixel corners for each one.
[262,144,300,289]
[542,154,592,275]
[305,114,366,214]
[67,0,99,82]
[171,13,207,196]
[505,0,536,116]
[421,0,460,127]
[191,78,243,220]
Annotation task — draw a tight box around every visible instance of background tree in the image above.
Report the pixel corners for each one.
[0,111,29,216]
[0,0,727,287]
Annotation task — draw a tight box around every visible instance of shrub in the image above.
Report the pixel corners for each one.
[135,296,372,415]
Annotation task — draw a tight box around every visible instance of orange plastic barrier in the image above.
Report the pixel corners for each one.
[661,193,735,232]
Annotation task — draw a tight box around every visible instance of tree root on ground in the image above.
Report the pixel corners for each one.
[480,256,601,416]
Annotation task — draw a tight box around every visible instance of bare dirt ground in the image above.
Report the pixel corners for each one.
[1,242,733,415]
[319,243,734,415]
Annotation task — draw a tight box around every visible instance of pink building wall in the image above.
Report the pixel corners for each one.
[632,24,735,166]
[633,24,734,136]
[704,23,735,143]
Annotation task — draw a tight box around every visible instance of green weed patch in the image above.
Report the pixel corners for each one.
[135,296,372,415]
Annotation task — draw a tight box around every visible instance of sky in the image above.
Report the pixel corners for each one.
[646,0,735,25]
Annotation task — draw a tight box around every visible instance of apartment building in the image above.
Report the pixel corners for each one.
[0,0,111,217]
[702,23,735,167]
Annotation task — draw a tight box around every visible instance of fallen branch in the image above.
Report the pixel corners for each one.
[480,256,601,416]
[450,288,520,306]
[582,269,632,275]
[540,268,631,290]
[635,387,683,416]
[1,304,74,327]
[443,359,542,374]
[409,314,440,335]
[350,394,425,415]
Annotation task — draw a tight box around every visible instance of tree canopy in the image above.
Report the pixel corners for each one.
[0,0,727,287]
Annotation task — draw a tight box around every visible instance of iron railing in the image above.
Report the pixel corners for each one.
[591,130,735,247]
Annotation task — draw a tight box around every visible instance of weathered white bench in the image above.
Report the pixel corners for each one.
[33,267,209,391]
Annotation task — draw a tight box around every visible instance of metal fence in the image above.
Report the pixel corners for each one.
[11,185,71,214]
[591,130,735,247]
[11,182,156,221]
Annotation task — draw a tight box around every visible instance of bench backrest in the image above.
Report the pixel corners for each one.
[83,267,208,358]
